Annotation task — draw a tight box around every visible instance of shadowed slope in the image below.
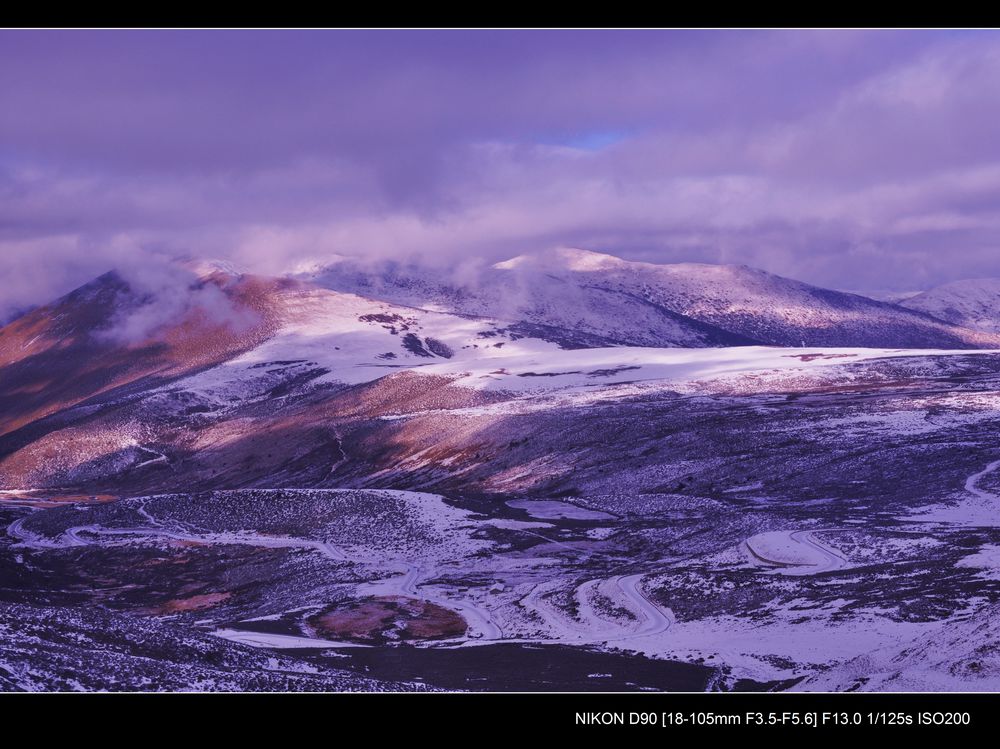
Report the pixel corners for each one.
[0,270,281,438]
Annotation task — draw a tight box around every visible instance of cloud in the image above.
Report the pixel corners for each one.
[2,28,1000,315]
[98,259,260,345]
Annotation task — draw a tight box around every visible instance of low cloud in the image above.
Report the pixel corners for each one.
[97,259,260,345]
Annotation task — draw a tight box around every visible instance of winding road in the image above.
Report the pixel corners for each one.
[518,571,673,646]
[744,457,1000,577]
[9,506,505,644]
[964,459,1000,501]
[8,497,671,651]
[745,529,851,576]
[613,573,675,639]
[384,562,504,641]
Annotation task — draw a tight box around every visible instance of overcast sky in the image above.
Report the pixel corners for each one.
[3,28,1000,315]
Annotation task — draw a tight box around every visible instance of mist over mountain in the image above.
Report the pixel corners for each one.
[299,247,1000,350]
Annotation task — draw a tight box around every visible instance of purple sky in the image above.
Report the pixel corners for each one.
[3,29,1000,315]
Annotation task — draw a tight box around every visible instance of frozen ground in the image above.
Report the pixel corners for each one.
[5,261,1000,690]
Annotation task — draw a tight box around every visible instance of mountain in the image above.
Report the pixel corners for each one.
[0,264,624,490]
[2,256,996,496]
[6,250,999,488]
[840,289,920,305]
[7,253,1000,691]
[0,267,280,439]
[297,250,754,348]
[299,248,1000,350]
[902,278,1000,334]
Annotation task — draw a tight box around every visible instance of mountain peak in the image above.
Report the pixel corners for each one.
[493,247,625,272]
[174,256,247,280]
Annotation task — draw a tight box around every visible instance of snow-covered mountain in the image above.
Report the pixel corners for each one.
[7,251,997,443]
[299,248,1000,349]
[296,250,752,348]
[12,252,996,494]
[8,253,1000,692]
[841,288,920,305]
[0,265,570,441]
[902,278,1000,334]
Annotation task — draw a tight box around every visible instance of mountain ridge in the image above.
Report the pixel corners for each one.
[902,277,1000,334]
[297,248,1000,350]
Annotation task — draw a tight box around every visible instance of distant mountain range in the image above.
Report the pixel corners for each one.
[299,247,1000,349]
[4,247,1000,448]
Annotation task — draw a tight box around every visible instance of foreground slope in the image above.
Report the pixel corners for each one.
[795,601,1000,692]
[0,601,425,691]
